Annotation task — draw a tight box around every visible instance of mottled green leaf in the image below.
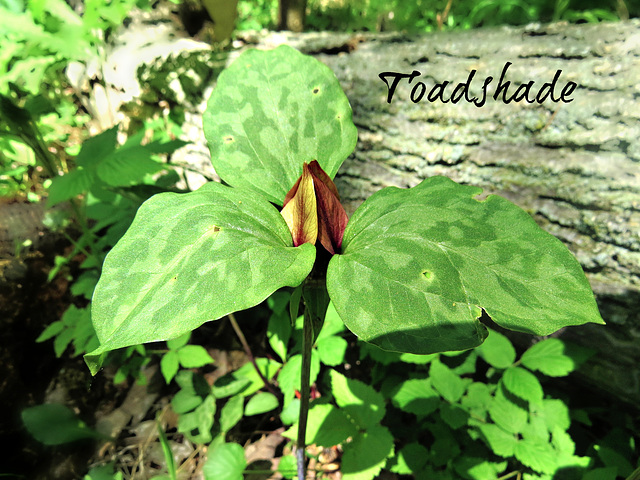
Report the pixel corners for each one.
[203,442,246,480]
[86,182,315,373]
[328,176,603,354]
[203,45,358,205]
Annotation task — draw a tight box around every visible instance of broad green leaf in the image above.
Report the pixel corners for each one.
[267,310,291,362]
[515,438,557,474]
[440,403,469,429]
[219,395,244,432]
[283,402,357,447]
[520,338,576,377]
[430,357,468,403]
[203,45,358,205]
[453,457,508,480]
[86,182,315,373]
[277,455,297,479]
[166,333,190,350]
[390,378,440,417]
[489,387,528,434]
[341,425,394,480]
[328,369,385,429]
[328,176,603,354]
[221,358,281,398]
[22,404,103,445]
[316,335,348,366]
[461,382,493,421]
[203,442,246,480]
[177,345,214,368]
[501,367,543,404]
[160,350,180,384]
[96,146,166,187]
[477,329,515,369]
[277,351,320,404]
[177,395,216,443]
[477,423,517,457]
[390,443,429,475]
[244,392,279,416]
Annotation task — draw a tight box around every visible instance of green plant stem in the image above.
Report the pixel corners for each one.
[227,313,278,397]
[296,304,314,480]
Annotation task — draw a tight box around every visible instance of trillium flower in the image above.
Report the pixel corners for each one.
[280,160,349,255]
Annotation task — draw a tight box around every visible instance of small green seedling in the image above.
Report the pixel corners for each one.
[85,45,604,477]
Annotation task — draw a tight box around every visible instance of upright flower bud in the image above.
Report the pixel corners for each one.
[281,160,348,254]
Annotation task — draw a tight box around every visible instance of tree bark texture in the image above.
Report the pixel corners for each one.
[253,21,640,404]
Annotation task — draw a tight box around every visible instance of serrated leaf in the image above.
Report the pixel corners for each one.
[477,329,515,369]
[22,404,102,445]
[520,338,576,377]
[430,357,468,403]
[86,182,315,373]
[390,443,429,474]
[515,438,557,474]
[328,370,385,430]
[342,425,394,480]
[391,378,440,416]
[477,423,517,457]
[96,146,165,187]
[244,392,279,416]
[177,345,214,368]
[47,167,95,206]
[219,395,244,433]
[453,457,508,480]
[160,350,180,384]
[277,352,320,403]
[461,382,493,421]
[502,366,543,404]
[328,176,603,355]
[316,335,348,366]
[203,45,358,205]
[440,403,469,429]
[203,442,246,480]
[489,387,528,434]
[283,402,357,447]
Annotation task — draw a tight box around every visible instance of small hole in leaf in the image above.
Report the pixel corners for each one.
[421,270,433,282]
[224,136,234,143]
[312,87,320,94]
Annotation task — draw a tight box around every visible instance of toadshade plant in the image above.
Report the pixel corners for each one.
[85,45,604,477]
